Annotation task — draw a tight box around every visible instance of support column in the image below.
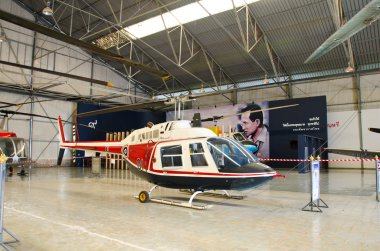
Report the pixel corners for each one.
[232,89,238,105]
[287,78,293,99]
[29,30,37,166]
[354,73,364,172]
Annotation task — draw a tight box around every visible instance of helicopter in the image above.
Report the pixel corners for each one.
[0,114,28,175]
[57,116,279,209]
[0,102,74,176]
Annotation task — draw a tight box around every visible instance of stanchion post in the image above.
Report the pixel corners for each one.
[375,156,380,202]
[0,153,19,250]
[302,155,328,212]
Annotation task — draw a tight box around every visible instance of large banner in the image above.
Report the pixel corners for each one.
[77,103,166,140]
[167,96,327,167]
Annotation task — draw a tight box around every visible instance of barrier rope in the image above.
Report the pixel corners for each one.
[258,158,378,162]
[5,155,378,166]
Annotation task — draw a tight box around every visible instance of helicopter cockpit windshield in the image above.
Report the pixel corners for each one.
[207,137,257,170]
[0,137,27,159]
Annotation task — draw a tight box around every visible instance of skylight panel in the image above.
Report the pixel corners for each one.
[199,0,233,15]
[168,3,208,24]
[124,16,166,39]
[121,0,262,40]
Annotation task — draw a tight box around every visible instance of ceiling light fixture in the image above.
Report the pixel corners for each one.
[42,1,53,16]
[345,62,355,73]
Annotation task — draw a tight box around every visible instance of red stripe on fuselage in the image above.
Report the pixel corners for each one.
[128,142,156,171]
[0,132,17,137]
[61,143,123,155]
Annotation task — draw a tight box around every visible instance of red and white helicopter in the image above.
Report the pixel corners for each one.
[0,112,28,174]
[58,112,281,209]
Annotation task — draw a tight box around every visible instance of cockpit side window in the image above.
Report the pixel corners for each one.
[160,145,183,168]
[189,143,207,167]
[0,138,15,157]
[13,138,26,157]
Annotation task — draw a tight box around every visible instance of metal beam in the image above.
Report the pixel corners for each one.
[0,60,112,87]
[0,9,169,78]
[197,1,267,73]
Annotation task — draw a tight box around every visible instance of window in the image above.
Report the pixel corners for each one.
[189,143,207,167]
[233,133,246,141]
[161,145,183,168]
[147,131,152,140]
[207,137,256,169]
[0,138,14,156]
[153,130,159,138]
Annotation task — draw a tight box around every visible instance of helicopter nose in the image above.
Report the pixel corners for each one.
[249,162,275,173]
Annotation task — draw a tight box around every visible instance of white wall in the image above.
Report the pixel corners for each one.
[0,0,143,165]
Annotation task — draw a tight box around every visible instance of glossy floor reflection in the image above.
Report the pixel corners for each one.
[3,167,380,251]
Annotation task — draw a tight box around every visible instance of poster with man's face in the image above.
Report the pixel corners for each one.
[166,101,270,158]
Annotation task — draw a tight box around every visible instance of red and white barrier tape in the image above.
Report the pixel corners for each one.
[259,158,377,162]
[10,156,377,164]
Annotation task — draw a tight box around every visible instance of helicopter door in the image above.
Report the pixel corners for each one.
[0,137,27,164]
[0,137,15,157]
[188,143,208,167]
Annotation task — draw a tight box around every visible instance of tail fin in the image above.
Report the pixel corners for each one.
[58,116,67,143]
[57,116,66,166]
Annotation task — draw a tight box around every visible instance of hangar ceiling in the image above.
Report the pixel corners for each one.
[4,0,380,102]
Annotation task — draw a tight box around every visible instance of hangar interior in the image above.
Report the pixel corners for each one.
[0,0,379,250]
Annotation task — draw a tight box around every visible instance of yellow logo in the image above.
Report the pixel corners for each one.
[0,154,7,164]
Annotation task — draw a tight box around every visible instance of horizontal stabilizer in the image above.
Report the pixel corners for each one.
[369,127,380,134]
[326,148,380,158]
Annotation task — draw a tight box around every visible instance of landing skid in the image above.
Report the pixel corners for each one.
[135,185,213,210]
[179,189,246,200]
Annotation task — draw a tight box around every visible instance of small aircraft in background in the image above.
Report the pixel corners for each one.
[305,0,380,63]
[0,114,28,175]
[0,103,68,176]
[325,127,380,158]
[58,117,279,209]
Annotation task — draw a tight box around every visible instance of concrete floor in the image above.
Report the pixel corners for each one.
[2,167,380,251]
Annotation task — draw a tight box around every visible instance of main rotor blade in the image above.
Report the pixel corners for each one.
[0,109,59,121]
[0,60,112,87]
[0,110,111,133]
[200,116,223,122]
[201,104,299,122]
[369,127,380,134]
[305,0,380,63]
[0,10,170,79]
[0,99,56,109]
[77,100,168,117]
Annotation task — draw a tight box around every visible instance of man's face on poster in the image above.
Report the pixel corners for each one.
[241,112,260,138]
